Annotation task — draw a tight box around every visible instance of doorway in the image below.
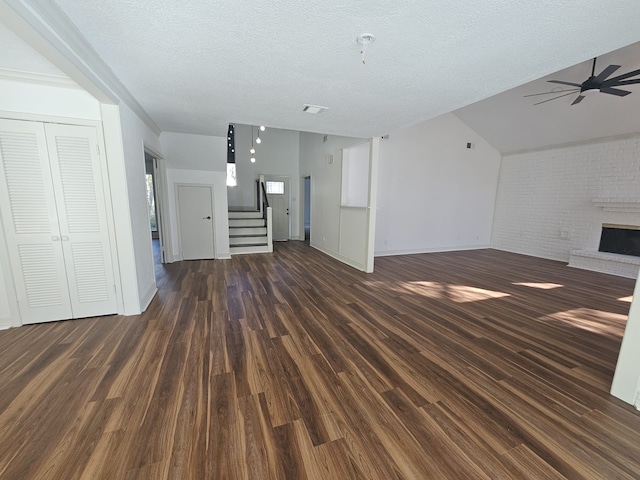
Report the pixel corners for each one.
[264,175,290,241]
[177,184,215,260]
[303,176,311,244]
[145,151,170,265]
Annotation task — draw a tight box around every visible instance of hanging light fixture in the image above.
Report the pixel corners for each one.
[255,125,264,144]
[250,126,257,161]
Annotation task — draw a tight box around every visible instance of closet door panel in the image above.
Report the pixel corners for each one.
[0,119,72,323]
[45,124,117,319]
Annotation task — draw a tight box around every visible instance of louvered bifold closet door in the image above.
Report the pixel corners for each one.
[0,119,73,323]
[44,123,117,319]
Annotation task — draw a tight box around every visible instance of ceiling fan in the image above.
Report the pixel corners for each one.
[525,57,640,105]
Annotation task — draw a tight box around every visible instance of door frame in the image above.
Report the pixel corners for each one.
[299,174,311,242]
[175,183,216,261]
[263,174,291,241]
[144,149,171,264]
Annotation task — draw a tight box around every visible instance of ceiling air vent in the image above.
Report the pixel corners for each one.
[302,104,328,115]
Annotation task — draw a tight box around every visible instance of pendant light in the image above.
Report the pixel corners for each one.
[250,126,256,162]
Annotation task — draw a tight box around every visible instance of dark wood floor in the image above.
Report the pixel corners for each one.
[0,242,638,479]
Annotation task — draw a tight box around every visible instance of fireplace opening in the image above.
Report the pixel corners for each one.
[598,224,640,257]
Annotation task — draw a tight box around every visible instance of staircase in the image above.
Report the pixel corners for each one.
[228,209,273,255]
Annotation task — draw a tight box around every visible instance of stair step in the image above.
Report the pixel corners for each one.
[229,226,267,235]
[230,236,268,246]
[228,211,263,219]
[229,218,265,228]
[230,244,271,255]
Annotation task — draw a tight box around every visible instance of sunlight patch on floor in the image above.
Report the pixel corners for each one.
[513,282,564,290]
[389,281,444,298]
[404,282,510,303]
[540,308,628,337]
[446,285,511,303]
[618,295,634,303]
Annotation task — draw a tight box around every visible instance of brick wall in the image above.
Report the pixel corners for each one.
[492,135,640,262]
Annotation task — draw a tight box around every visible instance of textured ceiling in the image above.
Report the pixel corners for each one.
[455,41,640,153]
[50,1,640,137]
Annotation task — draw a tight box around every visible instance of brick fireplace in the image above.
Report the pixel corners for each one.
[569,199,640,279]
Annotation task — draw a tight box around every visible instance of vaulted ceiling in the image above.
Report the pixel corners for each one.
[455,41,640,153]
[47,0,640,139]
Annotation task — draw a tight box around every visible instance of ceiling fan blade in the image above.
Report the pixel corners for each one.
[534,91,579,105]
[600,86,632,96]
[608,79,640,86]
[604,68,640,83]
[548,80,582,87]
[524,88,580,97]
[593,64,621,82]
[571,95,585,105]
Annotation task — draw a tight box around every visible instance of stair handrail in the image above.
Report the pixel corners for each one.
[260,181,270,221]
[260,181,273,252]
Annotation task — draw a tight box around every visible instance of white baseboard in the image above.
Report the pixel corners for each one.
[310,242,366,272]
[0,320,13,330]
[140,283,158,312]
[374,244,491,257]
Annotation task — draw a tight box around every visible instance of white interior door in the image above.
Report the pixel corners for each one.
[0,120,118,324]
[177,184,215,260]
[0,119,73,323]
[265,176,290,241]
[45,123,118,320]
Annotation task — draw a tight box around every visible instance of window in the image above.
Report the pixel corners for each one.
[266,180,284,194]
[226,163,237,187]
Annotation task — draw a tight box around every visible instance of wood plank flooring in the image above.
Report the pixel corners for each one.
[0,242,638,479]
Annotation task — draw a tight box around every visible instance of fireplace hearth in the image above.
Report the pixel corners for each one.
[598,224,640,257]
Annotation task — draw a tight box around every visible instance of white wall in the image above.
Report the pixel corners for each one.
[228,124,301,238]
[611,275,640,407]
[0,21,65,75]
[298,132,368,258]
[375,113,501,256]
[0,78,101,121]
[160,132,229,260]
[118,103,164,310]
[492,135,640,262]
